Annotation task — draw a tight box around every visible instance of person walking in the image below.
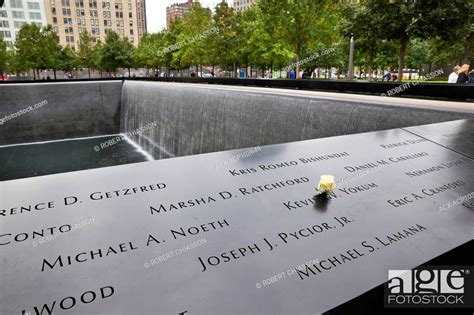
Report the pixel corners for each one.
[448,66,460,83]
[456,64,470,83]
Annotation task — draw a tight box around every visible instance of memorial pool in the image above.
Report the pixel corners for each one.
[0,81,473,314]
[1,81,472,181]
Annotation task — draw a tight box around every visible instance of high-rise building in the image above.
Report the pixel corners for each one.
[0,0,48,46]
[166,0,195,29]
[136,0,145,39]
[44,0,147,50]
[233,0,255,12]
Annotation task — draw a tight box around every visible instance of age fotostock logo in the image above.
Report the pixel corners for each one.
[385,266,473,308]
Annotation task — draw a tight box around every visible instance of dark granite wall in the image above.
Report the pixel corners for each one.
[0,81,122,145]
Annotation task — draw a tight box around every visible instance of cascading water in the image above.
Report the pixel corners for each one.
[120,81,470,160]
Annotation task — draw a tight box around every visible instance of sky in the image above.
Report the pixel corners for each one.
[145,0,232,33]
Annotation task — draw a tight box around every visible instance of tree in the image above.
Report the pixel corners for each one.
[341,3,384,79]
[92,40,104,76]
[167,18,186,76]
[0,37,7,73]
[210,1,239,77]
[430,38,465,70]
[358,0,472,81]
[119,37,135,76]
[297,2,340,79]
[462,24,473,65]
[177,2,213,76]
[99,31,122,74]
[99,31,134,76]
[58,46,80,75]
[40,25,62,79]
[372,40,399,76]
[240,7,273,77]
[14,24,62,79]
[134,33,161,73]
[14,23,43,79]
[78,31,95,77]
[258,0,334,78]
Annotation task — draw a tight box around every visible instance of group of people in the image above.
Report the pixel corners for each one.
[448,64,474,84]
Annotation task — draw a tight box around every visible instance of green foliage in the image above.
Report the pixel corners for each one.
[78,31,96,76]
[41,25,63,72]
[99,31,135,74]
[257,0,337,77]
[178,2,213,68]
[92,40,104,72]
[211,1,239,74]
[0,37,7,73]
[134,33,162,69]
[14,23,44,72]
[10,23,136,77]
[5,1,473,80]
[13,23,68,77]
[59,46,80,72]
[344,0,473,80]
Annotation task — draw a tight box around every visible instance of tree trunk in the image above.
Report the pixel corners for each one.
[368,50,374,80]
[296,55,301,79]
[33,69,36,80]
[88,68,91,78]
[463,33,472,64]
[398,34,408,81]
[53,69,57,80]
[233,61,237,78]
